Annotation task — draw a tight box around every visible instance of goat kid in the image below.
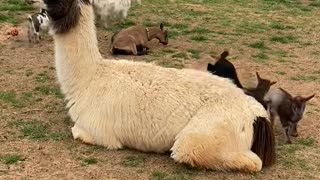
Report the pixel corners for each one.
[27,9,49,43]
[110,23,168,56]
[244,72,276,109]
[264,88,315,144]
[207,50,243,88]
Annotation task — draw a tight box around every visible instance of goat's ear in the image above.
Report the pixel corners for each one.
[256,72,262,81]
[160,23,164,31]
[270,81,277,86]
[303,94,315,102]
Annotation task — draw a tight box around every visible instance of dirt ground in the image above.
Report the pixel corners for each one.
[1,0,320,180]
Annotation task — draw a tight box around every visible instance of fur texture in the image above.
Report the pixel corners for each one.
[264,88,315,143]
[44,0,276,172]
[110,24,168,55]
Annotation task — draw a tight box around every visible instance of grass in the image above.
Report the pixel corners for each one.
[290,75,318,82]
[249,41,268,49]
[122,154,146,167]
[34,86,64,99]
[190,35,208,42]
[0,0,33,11]
[0,154,23,164]
[270,35,297,44]
[0,91,24,108]
[172,52,188,60]
[10,120,49,139]
[252,52,269,61]
[35,71,49,83]
[151,172,168,180]
[187,49,201,59]
[82,158,98,166]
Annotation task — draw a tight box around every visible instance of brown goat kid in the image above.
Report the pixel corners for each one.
[110,23,168,56]
[264,88,315,144]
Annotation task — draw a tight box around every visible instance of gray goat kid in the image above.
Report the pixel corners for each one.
[264,88,315,144]
[27,9,49,43]
[110,23,168,56]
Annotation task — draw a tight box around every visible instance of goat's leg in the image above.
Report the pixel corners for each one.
[282,125,292,144]
[130,43,138,56]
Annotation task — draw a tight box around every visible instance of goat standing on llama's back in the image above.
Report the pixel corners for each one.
[110,23,168,55]
[44,0,276,172]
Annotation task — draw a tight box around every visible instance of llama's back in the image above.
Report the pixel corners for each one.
[76,60,268,152]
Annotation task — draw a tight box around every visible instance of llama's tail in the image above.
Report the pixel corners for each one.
[220,50,229,59]
[251,116,276,167]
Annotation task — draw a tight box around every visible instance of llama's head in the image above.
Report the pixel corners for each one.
[42,0,90,34]
[255,72,276,93]
[156,23,168,45]
[290,94,315,136]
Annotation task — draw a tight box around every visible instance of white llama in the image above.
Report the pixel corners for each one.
[44,0,276,172]
[92,0,142,28]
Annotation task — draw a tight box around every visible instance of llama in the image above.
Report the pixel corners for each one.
[264,88,315,144]
[27,9,50,43]
[207,50,243,88]
[110,24,168,55]
[43,0,275,172]
[92,0,142,28]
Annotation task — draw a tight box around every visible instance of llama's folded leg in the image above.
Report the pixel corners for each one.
[171,131,262,172]
[71,124,96,145]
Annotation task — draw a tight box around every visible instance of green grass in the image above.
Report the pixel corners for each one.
[270,35,297,44]
[0,0,32,11]
[190,35,208,42]
[151,171,168,180]
[35,71,49,83]
[249,41,268,49]
[187,49,201,59]
[172,52,188,60]
[34,86,64,99]
[252,52,269,60]
[0,91,24,108]
[122,154,146,167]
[0,13,19,24]
[25,69,33,77]
[82,158,98,166]
[0,154,22,164]
[290,75,317,82]
[297,137,316,147]
[270,21,295,30]
[162,49,176,54]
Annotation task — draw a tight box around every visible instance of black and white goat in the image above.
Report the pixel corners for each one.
[27,9,49,43]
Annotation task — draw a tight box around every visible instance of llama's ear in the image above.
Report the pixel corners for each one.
[303,94,315,102]
[160,23,164,31]
[270,81,277,86]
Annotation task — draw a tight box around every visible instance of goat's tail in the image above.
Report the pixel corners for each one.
[251,116,276,167]
[220,50,229,59]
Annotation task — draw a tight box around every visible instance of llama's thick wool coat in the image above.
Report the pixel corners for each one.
[50,2,272,172]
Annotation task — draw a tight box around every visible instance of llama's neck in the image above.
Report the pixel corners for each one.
[53,5,101,97]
